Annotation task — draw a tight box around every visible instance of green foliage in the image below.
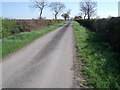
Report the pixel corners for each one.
[2,19,21,38]
[73,21,120,88]
[1,21,67,58]
[0,19,2,38]
[76,17,120,53]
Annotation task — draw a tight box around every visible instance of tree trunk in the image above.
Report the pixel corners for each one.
[39,12,42,19]
[88,13,90,20]
[55,13,57,19]
[65,17,67,20]
[84,14,86,19]
[39,8,43,19]
[84,15,85,19]
[87,9,90,20]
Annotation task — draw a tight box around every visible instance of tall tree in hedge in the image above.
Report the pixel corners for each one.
[49,2,65,19]
[31,0,47,19]
[80,0,97,20]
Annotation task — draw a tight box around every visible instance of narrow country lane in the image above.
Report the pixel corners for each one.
[2,22,75,88]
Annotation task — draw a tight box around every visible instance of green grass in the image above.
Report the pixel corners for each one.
[73,21,120,88]
[1,21,67,58]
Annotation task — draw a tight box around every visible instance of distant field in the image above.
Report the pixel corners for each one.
[2,19,64,38]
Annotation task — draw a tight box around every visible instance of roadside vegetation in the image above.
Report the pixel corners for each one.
[73,21,120,88]
[1,21,67,58]
[2,19,20,38]
[2,19,64,38]
[76,17,120,53]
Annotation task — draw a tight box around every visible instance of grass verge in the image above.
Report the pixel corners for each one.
[1,21,67,58]
[73,21,120,88]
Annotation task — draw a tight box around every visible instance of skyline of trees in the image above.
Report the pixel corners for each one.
[3,1,119,19]
[29,0,97,20]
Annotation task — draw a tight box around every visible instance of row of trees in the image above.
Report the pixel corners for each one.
[31,0,97,20]
[31,0,69,20]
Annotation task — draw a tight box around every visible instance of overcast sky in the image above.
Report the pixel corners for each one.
[1,0,119,19]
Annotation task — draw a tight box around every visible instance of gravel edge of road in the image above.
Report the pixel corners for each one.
[72,22,93,88]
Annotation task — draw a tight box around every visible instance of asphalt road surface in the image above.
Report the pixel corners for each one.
[2,22,75,88]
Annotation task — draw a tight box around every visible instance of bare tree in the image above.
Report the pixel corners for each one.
[49,2,65,19]
[79,2,87,19]
[31,0,47,19]
[80,0,97,20]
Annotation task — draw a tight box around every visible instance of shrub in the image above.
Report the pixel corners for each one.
[2,19,21,38]
[76,17,120,52]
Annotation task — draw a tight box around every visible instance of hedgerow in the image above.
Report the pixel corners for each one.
[76,17,120,52]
